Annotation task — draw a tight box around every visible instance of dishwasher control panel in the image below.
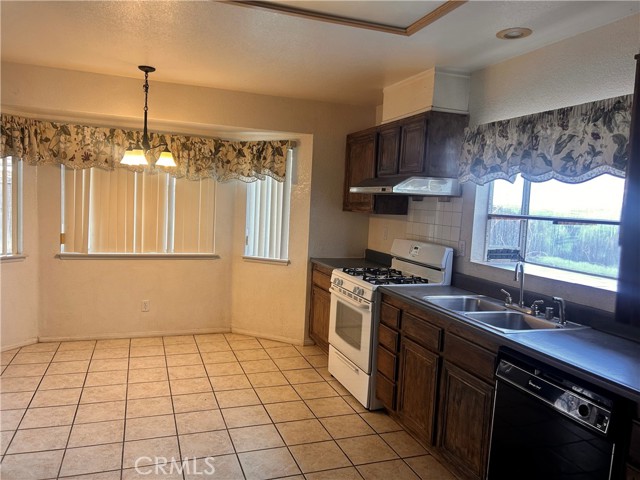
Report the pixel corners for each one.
[497,359,612,434]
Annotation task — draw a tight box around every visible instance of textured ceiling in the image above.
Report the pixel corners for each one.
[1,1,639,106]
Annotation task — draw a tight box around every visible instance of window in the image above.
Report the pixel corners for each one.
[1,157,23,257]
[244,150,292,261]
[61,166,216,254]
[480,174,623,279]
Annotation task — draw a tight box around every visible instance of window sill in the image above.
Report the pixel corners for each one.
[0,254,27,263]
[242,256,290,266]
[471,260,617,293]
[57,253,220,260]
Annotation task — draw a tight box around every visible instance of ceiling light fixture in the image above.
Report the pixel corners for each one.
[496,27,533,40]
[121,65,176,167]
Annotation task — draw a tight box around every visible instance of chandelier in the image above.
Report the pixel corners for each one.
[121,65,176,167]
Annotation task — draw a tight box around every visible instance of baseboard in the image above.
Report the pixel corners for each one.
[230,328,303,346]
[1,337,38,352]
[38,327,231,343]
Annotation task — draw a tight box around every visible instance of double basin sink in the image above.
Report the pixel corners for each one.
[416,295,585,333]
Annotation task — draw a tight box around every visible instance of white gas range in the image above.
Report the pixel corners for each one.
[328,239,453,409]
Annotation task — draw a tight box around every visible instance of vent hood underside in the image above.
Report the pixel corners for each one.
[350,176,460,196]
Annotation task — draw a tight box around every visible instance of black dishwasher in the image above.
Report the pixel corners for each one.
[488,352,620,480]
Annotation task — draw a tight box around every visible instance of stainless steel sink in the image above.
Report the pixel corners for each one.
[464,311,585,333]
[419,295,507,312]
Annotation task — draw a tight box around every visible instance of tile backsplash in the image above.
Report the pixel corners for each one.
[405,197,463,250]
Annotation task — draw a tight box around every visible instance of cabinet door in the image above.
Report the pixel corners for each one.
[343,131,376,213]
[398,116,428,174]
[377,124,401,177]
[438,361,494,480]
[309,285,330,351]
[398,337,439,446]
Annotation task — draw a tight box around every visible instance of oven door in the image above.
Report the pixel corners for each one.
[328,287,373,373]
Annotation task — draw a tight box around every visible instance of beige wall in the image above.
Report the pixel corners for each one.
[1,62,375,348]
[368,14,639,312]
[0,166,39,350]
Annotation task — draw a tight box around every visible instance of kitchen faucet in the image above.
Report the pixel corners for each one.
[500,262,539,315]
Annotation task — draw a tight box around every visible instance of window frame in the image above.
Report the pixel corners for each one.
[471,175,622,289]
[0,156,24,259]
[59,165,219,259]
[243,150,293,264]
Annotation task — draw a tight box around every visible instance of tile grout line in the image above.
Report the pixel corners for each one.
[118,338,132,480]
[215,334,248,479]
[162,335,188,480]
[0,342,62,465]
[55,341,98,480]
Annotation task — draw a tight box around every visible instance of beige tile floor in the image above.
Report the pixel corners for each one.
[0,333,456,480]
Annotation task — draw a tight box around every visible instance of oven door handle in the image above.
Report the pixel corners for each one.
[330,286,371,311]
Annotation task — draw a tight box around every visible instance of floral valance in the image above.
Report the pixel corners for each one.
[459,94,633,185]
[0,114,294,182]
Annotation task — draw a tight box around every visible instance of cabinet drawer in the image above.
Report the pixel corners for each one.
[378,324,399,352]
[312,268,331,291]
[402,313,442,352]
[444,334,496,382]
[376,372,396,410]
[629,420,640,466]
[381,303,401,329]
[377,346,397,381]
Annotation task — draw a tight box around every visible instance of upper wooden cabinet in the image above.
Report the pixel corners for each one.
[376,111,469,178]
[377,124,402,176]
[342,110,467,214]
[343,129,377,213]
[343,129,408,215]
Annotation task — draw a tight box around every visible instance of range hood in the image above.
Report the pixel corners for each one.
[350,176,460,196]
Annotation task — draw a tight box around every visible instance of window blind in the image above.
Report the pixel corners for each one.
[1,157,23,255]
[61,166,215,254]
[244,159,291,261]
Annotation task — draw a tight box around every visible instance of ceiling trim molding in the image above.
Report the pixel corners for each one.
[226,0,468,36]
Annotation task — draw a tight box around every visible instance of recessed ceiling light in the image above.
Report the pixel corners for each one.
[496,27,533,40]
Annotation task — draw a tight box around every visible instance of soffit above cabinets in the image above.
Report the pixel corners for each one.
[1,1,638,106]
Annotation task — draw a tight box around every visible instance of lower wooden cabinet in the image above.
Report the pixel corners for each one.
[309,285,330,351]
[438,361,494,480]
[398,338,439,445]
[308,263,332,352]
[376,293,498,480]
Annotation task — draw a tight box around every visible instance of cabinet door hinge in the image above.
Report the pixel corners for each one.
[60,233,66,245]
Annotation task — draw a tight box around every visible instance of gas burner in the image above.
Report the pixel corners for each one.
[361,274,429,285]
[342,267,403,277]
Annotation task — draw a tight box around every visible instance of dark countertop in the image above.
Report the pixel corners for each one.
[379,285,640,404]
[311,257,385,270]
[311,252,390,271]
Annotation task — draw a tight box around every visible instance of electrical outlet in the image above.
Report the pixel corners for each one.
[141,300,150,312]
[383,227,388,241]
[457,240,466,257]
